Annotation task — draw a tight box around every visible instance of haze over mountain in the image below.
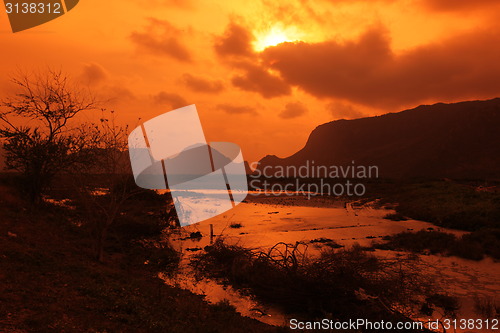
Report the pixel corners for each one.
[258,98,500,179]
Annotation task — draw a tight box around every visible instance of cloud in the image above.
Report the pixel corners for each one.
[131,0,192,9]
[214,22,255,58]
[231,62,291,98]
[105,84,137,105]
[327,102,364,119]
[321,0,498,9]
[107,85,136,102]
[422,0,500,11]
[324,0,394,2]
[79,63,107,85]
[213,22,291,98]
[182,74,224,93]
[152,91,188,109]
[217,103,257,115]
[130,18,192,62]
[279,102,307,119]
[262,27,500,108]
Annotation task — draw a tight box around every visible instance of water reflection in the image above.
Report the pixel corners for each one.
[161,196,499,331]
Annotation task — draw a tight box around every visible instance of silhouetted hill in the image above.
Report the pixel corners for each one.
[258,98,500,179]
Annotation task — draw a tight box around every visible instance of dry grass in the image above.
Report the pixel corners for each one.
[0,180,281,332]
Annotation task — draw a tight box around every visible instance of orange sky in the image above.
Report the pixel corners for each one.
[1,0,500,163]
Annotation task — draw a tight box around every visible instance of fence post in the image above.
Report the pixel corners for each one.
[210,224,214,244]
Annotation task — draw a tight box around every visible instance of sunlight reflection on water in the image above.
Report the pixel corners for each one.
[161,196,498,330]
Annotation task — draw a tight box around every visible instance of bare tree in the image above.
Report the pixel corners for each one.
[73,110,140,262]
[0,69,97,203]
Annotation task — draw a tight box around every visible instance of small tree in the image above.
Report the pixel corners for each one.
[72,111,139,262]
[0,69,96,203]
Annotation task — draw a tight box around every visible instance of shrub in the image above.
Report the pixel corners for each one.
[377,229,500,260]
[191,239,442,331]
[474,296,500,318]
[211,299,237,313]
[146,242,181,276]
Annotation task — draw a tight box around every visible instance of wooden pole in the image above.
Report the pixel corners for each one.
[210,224,214,244]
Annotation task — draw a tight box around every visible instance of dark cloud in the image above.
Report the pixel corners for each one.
[422,0,500,11]
[217,103,257,115]
[213,22,291,98]
[322,0,498,10]
[130,18,192,62]
[262,27,500,108]
[279,102,307,119]
[231,62,291,98]
[182,74,224,93]
[80,63,107,85]
[327,102,364,119]
[214,22,255,58]
[153,92,188,109]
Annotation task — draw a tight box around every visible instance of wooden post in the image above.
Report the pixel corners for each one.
[210,224,214,244]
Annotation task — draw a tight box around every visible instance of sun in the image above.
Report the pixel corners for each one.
[253,25,301,51]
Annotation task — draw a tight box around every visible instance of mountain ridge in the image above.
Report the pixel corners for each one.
[258,98,500,179]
